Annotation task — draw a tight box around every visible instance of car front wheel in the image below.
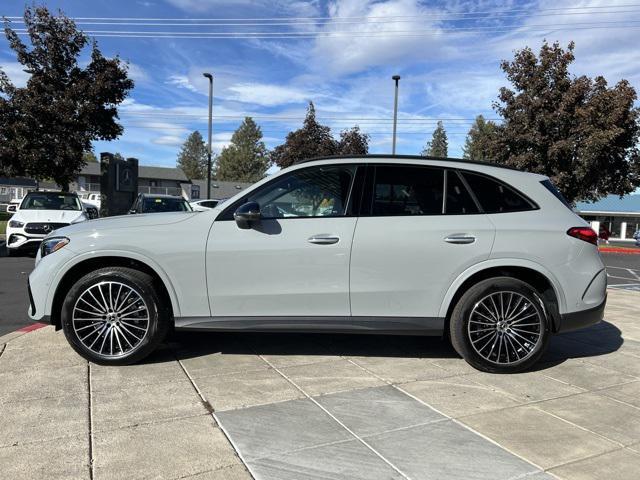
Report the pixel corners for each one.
[449,277,550,373]
[61,267,169,365]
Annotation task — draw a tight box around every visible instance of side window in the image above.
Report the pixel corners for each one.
[461,171,535,213]
[248,165,356,219]
[445,171,479,214]
[371,166,444,216]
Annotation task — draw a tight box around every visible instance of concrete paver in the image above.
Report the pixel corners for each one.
[536,392,640,446]
[460,404,619,469]
[92,376,207,432]
[278,358,385,396]
[400,375,522,418]
[596,380,640,408]
[0,393,88,447]
[549,448,640,480]
[537,358,637,390]
[93,416,242,480]
[0,363,87,403]
[196,368,305,411]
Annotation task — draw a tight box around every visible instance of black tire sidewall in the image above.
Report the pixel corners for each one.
[61,268,167,365]
[450,277,550,373]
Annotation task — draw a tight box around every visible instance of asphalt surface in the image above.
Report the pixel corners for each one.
[0,238,639,336]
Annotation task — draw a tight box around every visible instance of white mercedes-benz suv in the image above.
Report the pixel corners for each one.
[27,156,606,373]
[6,191,87,256]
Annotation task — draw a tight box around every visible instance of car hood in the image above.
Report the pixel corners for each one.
[12,209,85,224]
[56,211,199,236]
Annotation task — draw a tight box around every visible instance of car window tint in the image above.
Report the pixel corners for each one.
[249,165,355,219]
[446,171,479,214]
[372,166,444,216]
[462,172,534,213]
[142,197,190,213]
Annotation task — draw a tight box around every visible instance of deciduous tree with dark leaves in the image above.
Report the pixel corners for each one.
[271,102,369,168]
[0,7,133,190]
[488,41,640,203]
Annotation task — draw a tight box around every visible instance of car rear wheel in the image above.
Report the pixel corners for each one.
[449,277,550,373]
[61,267,169,365]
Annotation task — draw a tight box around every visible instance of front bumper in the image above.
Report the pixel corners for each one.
[6,231,46,250]
[558,295,606,333]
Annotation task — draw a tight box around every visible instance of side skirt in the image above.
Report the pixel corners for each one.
[174,316,445,336]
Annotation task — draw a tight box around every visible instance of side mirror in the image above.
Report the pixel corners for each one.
[234,201,261,229]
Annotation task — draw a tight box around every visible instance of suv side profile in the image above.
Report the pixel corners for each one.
[27,156,606,373]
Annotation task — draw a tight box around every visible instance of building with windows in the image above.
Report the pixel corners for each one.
[0,177,37,204]
[576,194,640,241]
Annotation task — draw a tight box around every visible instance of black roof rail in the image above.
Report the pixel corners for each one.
[293,154,524,172]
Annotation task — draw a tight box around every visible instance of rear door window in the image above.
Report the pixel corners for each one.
[461,171,536,213]
[370,165,444,216]
[445,170,479,214]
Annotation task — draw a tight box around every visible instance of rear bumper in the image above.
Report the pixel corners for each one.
[558,295,606,333]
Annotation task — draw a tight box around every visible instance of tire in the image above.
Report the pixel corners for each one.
[61,267,169,365]
[449,277,550,373]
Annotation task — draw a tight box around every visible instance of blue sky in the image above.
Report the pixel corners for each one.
[1,0,639,170]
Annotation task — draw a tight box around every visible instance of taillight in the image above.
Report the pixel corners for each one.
[567,227,598,245]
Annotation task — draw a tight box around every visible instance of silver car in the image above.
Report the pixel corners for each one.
[27,155,606,373]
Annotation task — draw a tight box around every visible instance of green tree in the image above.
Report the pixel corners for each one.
[422,121,448,158]
[0,6,133,190]
[338,126,369,155]
[489,41,640,202]
[217,117,269,182]
[271,102,338,168]
[83,151,98,163]
[176,131,207,179]
[462,115,498,160]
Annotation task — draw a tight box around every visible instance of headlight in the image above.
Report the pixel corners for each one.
[9,220,24,228]
[40,237,70,258]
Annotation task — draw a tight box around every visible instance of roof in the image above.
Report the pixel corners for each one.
[190,179,253,199]
[296,154,525,172]
[575,194,640,214]
[79,163,189,182]
[138,193,186,199]
[0,177,37,187]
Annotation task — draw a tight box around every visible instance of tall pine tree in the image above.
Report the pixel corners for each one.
[176,131,208,180]
[216,117,269,182]
[463,115,498,161]
[422,121,448,158]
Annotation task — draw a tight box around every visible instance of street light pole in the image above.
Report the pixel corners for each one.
[392,75,400,155]
[203,73,213,199]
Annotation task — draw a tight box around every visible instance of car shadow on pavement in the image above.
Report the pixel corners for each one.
[156,319,623,371]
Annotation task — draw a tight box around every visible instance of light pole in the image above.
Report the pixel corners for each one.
[203,73,213,199]
[392,75,400,155]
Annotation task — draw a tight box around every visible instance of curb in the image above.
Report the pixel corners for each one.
[0,322,47,345]
[599,247,640,255]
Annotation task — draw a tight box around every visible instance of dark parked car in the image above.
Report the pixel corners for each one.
[129,193,193,214]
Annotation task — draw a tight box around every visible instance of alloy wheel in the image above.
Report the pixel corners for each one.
[72,281,150,358]
[467,291,543,365]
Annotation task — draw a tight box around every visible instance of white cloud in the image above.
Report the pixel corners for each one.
[166,74,201,93]
[152,135,184,146]
[0,61,30,87]
[226,82,312,106]
[125,62,149,83]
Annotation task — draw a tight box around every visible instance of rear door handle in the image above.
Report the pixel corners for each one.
[308,234,340,245]
[444,234,476,244]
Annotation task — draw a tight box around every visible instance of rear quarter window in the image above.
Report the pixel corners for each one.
[540,179,574,211]
[461,171,537,213]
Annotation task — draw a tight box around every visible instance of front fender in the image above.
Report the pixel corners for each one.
[43,249,182,319]
[437,258,567,319]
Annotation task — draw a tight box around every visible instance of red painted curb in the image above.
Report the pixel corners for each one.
[16,323,47,333]
[599,247,640,255]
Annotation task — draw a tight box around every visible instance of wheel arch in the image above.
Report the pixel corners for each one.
[48,252,180,329]
[440,260,565,335]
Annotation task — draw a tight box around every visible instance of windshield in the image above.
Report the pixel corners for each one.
[142,197,192,213]
[21,192,82,211]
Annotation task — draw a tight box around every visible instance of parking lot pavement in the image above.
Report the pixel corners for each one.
[0,238,36,336]
[1,289,640,479]
[602,252,640,292]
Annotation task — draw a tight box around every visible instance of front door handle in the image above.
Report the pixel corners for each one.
[444,234,476,244]
[308,235,340,245]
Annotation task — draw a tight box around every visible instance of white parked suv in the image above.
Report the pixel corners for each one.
[6,191,88,256]
[27,156,606,372]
